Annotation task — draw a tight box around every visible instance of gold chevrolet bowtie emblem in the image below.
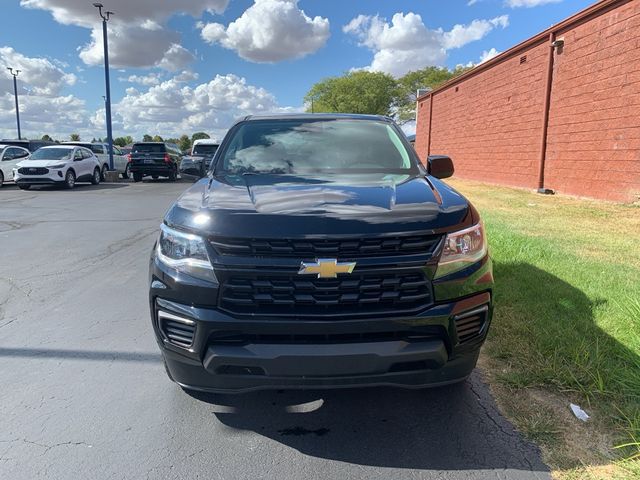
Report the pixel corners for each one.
[298,258,356,278]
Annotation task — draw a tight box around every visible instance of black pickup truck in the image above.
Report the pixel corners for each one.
[149,114,493,393]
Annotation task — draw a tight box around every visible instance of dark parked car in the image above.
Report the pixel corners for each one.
[129,142,181,182]
[1,139,56,152]
[149,114,493,393]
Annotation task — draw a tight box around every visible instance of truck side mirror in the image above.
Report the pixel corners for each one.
[427,155,454,179]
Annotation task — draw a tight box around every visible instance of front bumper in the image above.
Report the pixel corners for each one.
[130,164,174,176]
[14,171,66,185]
[150,253,493,393]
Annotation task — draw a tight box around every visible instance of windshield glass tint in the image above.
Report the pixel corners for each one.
[193,144,218,155]
[132,143,165,153]
[218,119,414,174]
[29,148,73,160]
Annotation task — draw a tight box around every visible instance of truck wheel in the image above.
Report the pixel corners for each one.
[91,167,101,185]
[64,170,76,189]
[122,164,131,179]
[100,164,108,181]
[133,173,143,182]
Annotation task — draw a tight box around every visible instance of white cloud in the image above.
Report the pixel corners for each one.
[442,15,509,49]
[505,0,562,7]
[119,73,163,86]
[0,92,86,134]
[109,73,299,138]
[78,23,195,70]
[156,44,196,71]
[467,0,480,5]
[174,70,199,82]
[200,0,330,62]
[479,47,500,63]
[343,12,509,77]
[20,0,229,25]
[0,47,92,139]
[0,46,76,96]
[0,91,90,140]
[20,0,228,70]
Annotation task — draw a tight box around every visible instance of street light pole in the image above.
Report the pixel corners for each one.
[7,68,21,139]
[93,3,114,171]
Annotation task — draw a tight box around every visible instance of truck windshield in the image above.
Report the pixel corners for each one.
[193,144,218,156]
[217,119,416,175]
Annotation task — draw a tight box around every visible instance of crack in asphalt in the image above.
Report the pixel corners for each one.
[0,438,92,457]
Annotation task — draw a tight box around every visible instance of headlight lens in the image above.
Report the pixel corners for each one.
[48,163,66,169]
[435,222,487,279]
[156,223,216,282]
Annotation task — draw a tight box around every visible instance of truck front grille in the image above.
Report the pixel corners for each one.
[219,270,432,317]
[211,234,441,258]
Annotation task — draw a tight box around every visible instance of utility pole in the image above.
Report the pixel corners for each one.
[93,3,114,170]
[7,68,21,139]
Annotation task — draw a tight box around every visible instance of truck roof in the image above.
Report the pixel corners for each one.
[241,113,392,122]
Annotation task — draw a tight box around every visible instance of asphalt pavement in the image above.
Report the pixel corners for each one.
[0,180,551,479]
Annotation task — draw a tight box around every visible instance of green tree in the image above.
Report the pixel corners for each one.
[142,134,153,142]
[113,137,129,147]
[41,134,53,142]
[304,71,399,116]
[152,135,163,142]
[395,66,472,122]
[69,133,81,141]
[191,132,210,142]
[178,134,191,152]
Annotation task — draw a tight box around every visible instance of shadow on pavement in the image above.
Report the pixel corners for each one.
[187,374,550,476]
[0,347,160,362]
[11,183,131,191]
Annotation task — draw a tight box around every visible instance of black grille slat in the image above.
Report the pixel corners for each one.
[454,307,489,344]
[161,319,195,347]
[210,330,436,345]
[219,271,432,317]
[211,235,441,258]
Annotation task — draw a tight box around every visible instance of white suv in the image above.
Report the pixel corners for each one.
[14,145,101,190]
[0,144,30,187]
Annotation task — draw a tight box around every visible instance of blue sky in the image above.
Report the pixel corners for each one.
[0,0,593,140]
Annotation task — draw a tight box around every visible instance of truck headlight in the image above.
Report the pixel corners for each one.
[156,223,216,282]
[435,222,487,279]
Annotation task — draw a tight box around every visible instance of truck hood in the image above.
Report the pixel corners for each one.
[166,173,472,237]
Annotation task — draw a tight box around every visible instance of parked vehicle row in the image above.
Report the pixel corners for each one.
[0,139,212,188]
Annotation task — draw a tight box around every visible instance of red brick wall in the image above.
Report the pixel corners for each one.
[416,0,640,202]
[545,0,640,201]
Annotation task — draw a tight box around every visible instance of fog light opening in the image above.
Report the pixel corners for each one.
[157,310,196,348]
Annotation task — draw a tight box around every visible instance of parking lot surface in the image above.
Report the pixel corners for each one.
[0,181,550,480]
